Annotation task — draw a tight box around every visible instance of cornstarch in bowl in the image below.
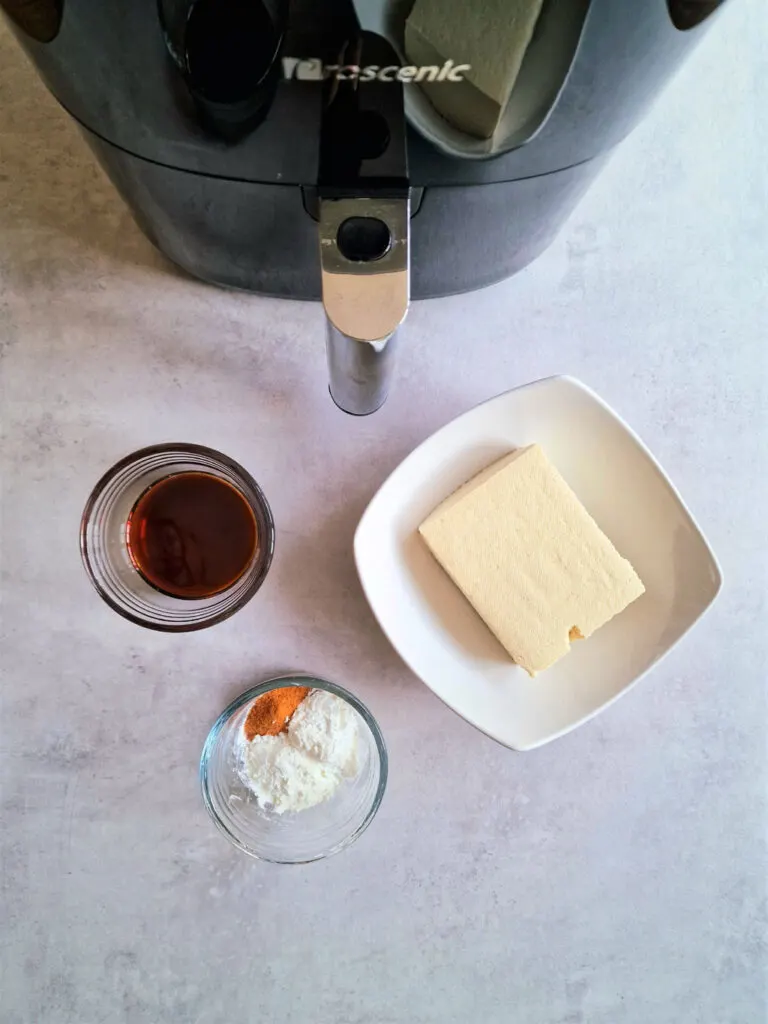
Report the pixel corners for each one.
[200,675,387,863]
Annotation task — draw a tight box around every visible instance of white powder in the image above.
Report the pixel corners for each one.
[239,740,341,813]
[288,689,359,772]
[238,690,359,814]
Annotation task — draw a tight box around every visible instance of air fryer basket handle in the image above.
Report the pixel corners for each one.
[317,31,411,415]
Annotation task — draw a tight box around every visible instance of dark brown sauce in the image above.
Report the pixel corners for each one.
[126,472,258,599]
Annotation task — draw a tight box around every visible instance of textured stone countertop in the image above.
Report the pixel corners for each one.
[1,4,766,1023]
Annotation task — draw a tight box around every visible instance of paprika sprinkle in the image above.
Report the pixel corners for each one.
[243,686,310,740]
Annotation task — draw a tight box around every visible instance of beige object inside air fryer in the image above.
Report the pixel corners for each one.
[405,0,546,139]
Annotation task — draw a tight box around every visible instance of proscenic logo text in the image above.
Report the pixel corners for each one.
[282,58,470,84]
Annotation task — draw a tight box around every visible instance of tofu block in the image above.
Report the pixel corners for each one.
[418,445,645,675]
[405,0,545,138]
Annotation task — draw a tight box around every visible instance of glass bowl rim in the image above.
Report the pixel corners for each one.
[79,441,275,633]
[199,674,389,864]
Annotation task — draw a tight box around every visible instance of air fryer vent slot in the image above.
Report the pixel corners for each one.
[668,0,724,31]
[0,0,62,42]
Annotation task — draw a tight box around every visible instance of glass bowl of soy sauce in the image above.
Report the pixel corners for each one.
[80,443,274,631]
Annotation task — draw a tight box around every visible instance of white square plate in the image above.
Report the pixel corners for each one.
[354,376,722,751]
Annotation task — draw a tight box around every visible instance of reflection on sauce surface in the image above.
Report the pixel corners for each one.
[126,471,259,599]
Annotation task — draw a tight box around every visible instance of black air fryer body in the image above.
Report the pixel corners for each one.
[2,0,725,299]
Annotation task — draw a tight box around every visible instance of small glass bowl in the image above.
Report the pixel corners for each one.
[200,676,388,864]
[80,443,274,632]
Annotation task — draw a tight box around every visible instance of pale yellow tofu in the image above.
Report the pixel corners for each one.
[418,445,645,675]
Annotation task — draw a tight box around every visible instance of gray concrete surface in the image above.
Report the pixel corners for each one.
[1,3,766,1022]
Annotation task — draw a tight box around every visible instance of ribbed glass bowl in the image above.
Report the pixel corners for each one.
[200,676,388,864]
[80,443,274,632]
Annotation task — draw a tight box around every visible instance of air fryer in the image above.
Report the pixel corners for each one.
[0,0,729,412]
